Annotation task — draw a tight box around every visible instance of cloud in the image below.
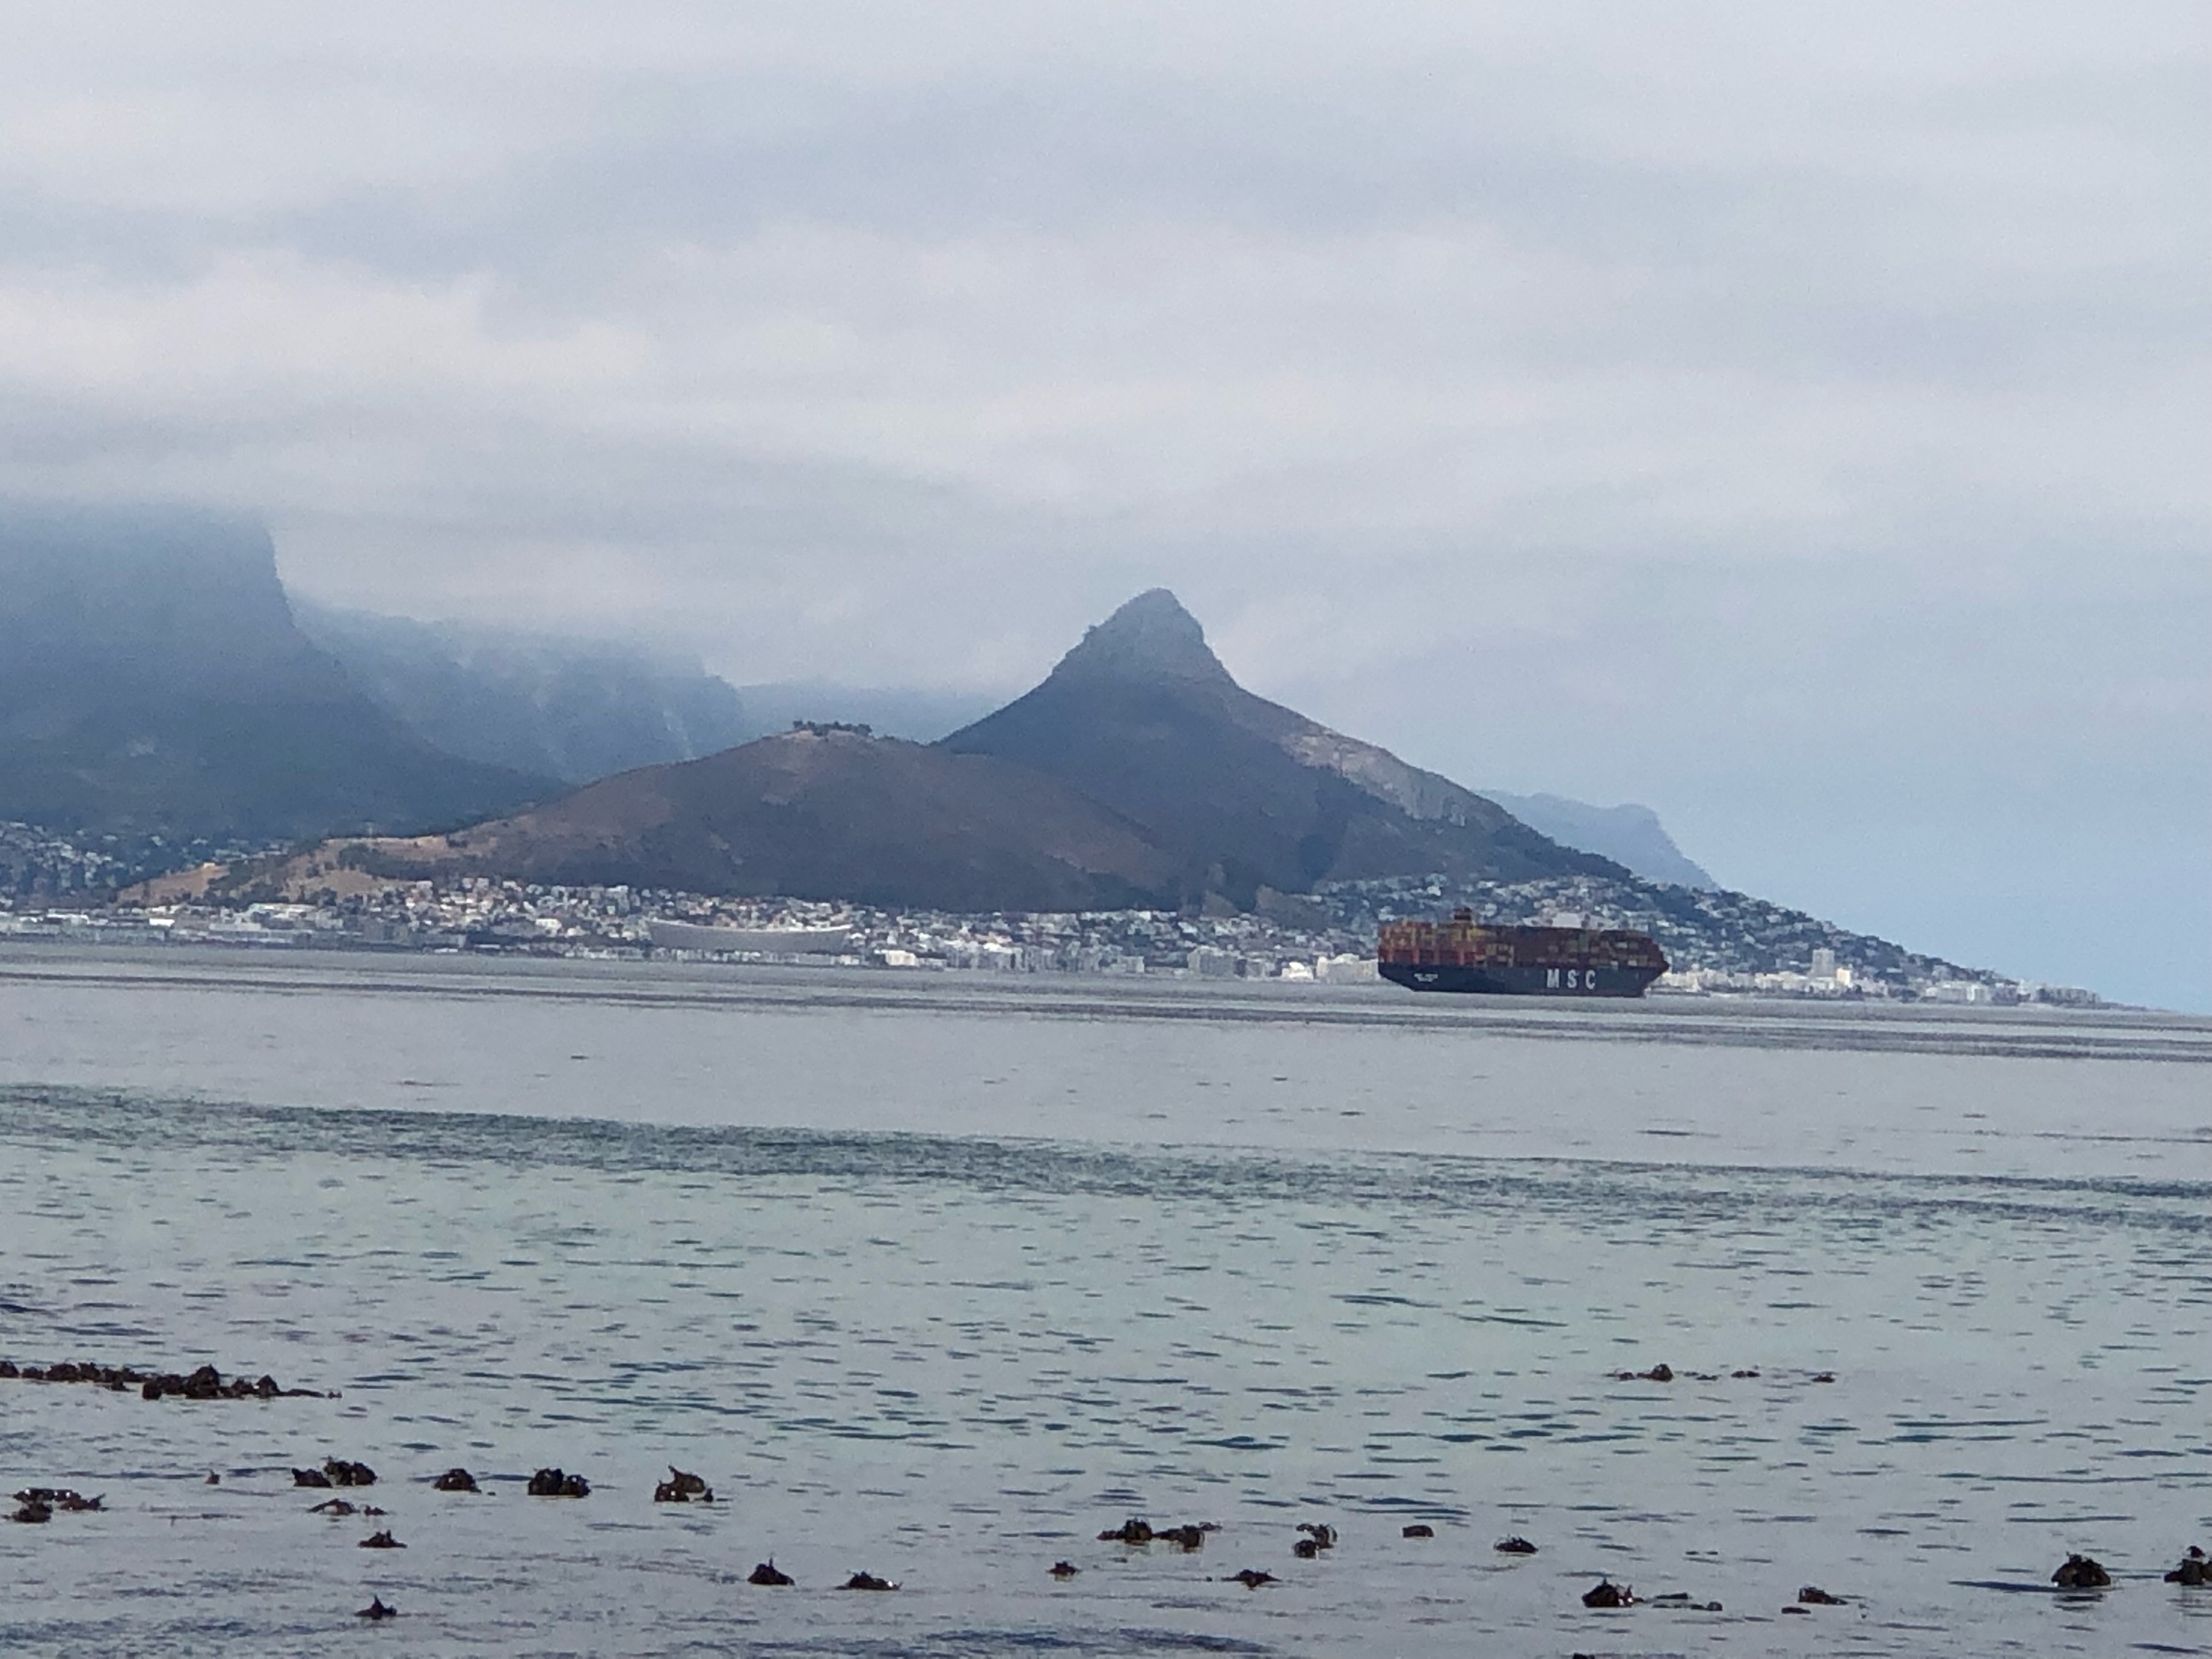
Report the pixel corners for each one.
[0,0,2204,1001]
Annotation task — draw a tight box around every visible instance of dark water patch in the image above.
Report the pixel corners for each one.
[6,1087,2212,1247]
[748,1632,1279,1657]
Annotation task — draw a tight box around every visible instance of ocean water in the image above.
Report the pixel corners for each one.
[2,949,2209,1656]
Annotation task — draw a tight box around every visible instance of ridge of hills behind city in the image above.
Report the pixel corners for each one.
[1,503,2047,997]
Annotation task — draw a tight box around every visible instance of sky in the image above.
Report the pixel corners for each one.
[2,3,2206,1009]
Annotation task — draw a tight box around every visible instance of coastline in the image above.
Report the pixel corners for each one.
[2,941,2199,1054]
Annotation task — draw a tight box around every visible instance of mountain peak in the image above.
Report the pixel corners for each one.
[1050,589,1233,686]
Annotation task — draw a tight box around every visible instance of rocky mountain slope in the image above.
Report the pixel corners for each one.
[289,590,1611,913]
[941,589,1618,906]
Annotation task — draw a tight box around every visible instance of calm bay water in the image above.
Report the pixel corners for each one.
[2,948,2210,1655]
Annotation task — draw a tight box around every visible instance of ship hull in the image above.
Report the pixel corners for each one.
[1379,961,1660,997]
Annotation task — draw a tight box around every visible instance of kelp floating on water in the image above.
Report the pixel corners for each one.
[0,1359,326,1400]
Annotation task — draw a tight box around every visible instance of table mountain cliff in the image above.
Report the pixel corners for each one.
[0,504,549,840]
[295,603,756,786]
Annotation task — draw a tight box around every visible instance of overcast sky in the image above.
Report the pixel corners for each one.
[3,3,2206,1007]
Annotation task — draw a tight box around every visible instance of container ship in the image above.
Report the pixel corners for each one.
[1378,909,1667,997]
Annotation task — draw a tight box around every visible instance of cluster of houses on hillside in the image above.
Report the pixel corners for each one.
[0,867,2102,1006]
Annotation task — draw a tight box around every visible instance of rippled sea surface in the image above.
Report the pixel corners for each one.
[3,949,2210,1656]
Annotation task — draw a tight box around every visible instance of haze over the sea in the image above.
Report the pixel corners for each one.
[0,3,2202,1007]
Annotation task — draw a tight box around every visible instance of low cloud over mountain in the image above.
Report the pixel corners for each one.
[0,503,546,841]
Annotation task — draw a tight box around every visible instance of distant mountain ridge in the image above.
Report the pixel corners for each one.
[0,503,548,841]
[303,589,1616,910]
[1479,791,1717,889]
[297,603,755,785]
